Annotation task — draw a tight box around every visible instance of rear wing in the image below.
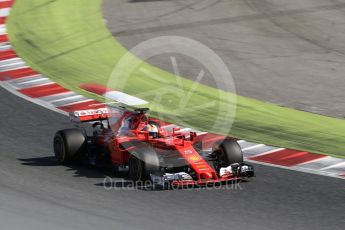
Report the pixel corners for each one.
[69,108,109,123]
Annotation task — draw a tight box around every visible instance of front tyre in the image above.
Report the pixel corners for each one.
[213,139,243,170]
[128,146,159,182]
[53,129,86,164]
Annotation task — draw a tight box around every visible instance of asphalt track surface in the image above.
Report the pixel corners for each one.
[103,0,345,118]
[1,87,345,229]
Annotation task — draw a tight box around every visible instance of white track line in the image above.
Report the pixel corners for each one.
[248,148,286,158]
[18,80,53,89]
[0,57,25,65]
[0,62,27,71]
[11,77,52,89]
[19,81,56,89]
[0,26,6,34]
[297,156,345,171]
[0,8,10,18]
[0,57,22,65]
[0,61,26,70]
[320,161,345,171]
[48,94,82,104]
[246,159,345,180]
[57,98,94,107]
[50,95,89,107]
[16,77,49,85]
[0,44,11,51]
[242,144,265,151]
[40,92,76,102]
[8,75,43,84]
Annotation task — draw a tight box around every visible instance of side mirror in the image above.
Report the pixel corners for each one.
[172,127,181,136]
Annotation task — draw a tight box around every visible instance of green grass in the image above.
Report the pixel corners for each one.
[7,0,345,157]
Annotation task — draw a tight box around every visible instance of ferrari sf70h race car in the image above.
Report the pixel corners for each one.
[53,106,254,188]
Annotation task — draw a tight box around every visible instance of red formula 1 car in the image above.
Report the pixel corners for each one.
[53,106,254,187]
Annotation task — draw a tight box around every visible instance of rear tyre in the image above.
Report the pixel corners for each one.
[128,146,159,182]
[213,139,243,170]
[53,129,86,164]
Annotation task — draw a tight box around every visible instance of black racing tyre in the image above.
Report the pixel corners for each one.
[53,129,86,164]
[213,139,243,168]
[128,146,159,182]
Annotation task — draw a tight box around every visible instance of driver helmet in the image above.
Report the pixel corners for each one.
[144,123,159,138]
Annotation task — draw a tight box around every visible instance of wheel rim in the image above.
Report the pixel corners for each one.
[214,148,227,171]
